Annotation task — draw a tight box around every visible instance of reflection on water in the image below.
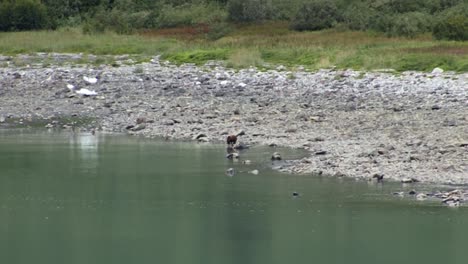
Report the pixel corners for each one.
[0,131,468,264]
[69,133,99,173]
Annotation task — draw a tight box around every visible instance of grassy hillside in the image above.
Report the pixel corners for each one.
[1,22,467,72]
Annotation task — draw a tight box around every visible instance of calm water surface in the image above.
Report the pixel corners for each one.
[1,131,467,264]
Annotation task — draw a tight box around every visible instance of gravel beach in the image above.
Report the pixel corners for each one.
[1,53,467,184]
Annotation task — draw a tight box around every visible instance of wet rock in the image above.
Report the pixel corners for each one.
[249,169,259,175]
[130,124,146,131]
[198,137,209,143]
[234,143,250,150]
[315,150,327,155]
[401,178,419,183]
[416,193,427,201]
[194,133,207,140]
[271,152,282,160]
[226,168,235,177]
[226,152,240,159]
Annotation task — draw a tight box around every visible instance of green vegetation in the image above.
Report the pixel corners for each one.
[0,1,467,71]
[1,22,467,72]
[0,0,467,40]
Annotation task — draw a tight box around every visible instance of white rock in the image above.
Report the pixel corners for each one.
[432,67,444,74]
[226,168,234,177]
[220,80,230,86]
[237,82,247,88]
[83,76,98,84]
[76,88,97,96]
[66,84,75,90]
[249,169,259,175]
[416,193,427,201]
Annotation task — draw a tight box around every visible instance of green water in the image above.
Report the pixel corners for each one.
[1,131,467,264]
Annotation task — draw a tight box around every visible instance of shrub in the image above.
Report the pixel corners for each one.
[290,0,340,31]
[227,0,274,22]
[433,3,468,40]
[206,22,233,40]
[389,12,433,37]
[0,0,48,31]
[342,2,377,30]
[157,2,227,28]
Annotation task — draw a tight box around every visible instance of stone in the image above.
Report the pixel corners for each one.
[136,117,146,124]
[401,178,419,183]
[163,119,175,126]
[234,143,250,150]
[249,169,259,175]
[83,76,98,84]
[431,67,444,74]
[130,124,146,131]
[236,130,246,136]
[194,133,207,140]
[198,137,209,142]
[271,152,282,160]
[226,168,235,177]
[226,152,240,159]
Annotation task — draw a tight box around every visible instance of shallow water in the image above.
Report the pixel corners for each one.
[1,131,467,264]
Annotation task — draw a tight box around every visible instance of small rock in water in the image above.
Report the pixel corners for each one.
[409,190,417,195]
[226,168,235,177]
[242,160,252,165]
[416,193,427,201]
[401,178,419,183]
[271,152,282,160]
[130,124,146,131]
[226,152,240,159]
[393,192,405,197]
[249,169,259,175]
[292,192,299,197]
[234,142,250,150]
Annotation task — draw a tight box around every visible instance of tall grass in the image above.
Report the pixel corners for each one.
[0,23,467,72]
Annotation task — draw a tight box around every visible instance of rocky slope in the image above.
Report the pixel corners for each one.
[1,54,467,184]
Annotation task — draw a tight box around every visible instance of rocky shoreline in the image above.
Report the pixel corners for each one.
[1,53,467,184]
